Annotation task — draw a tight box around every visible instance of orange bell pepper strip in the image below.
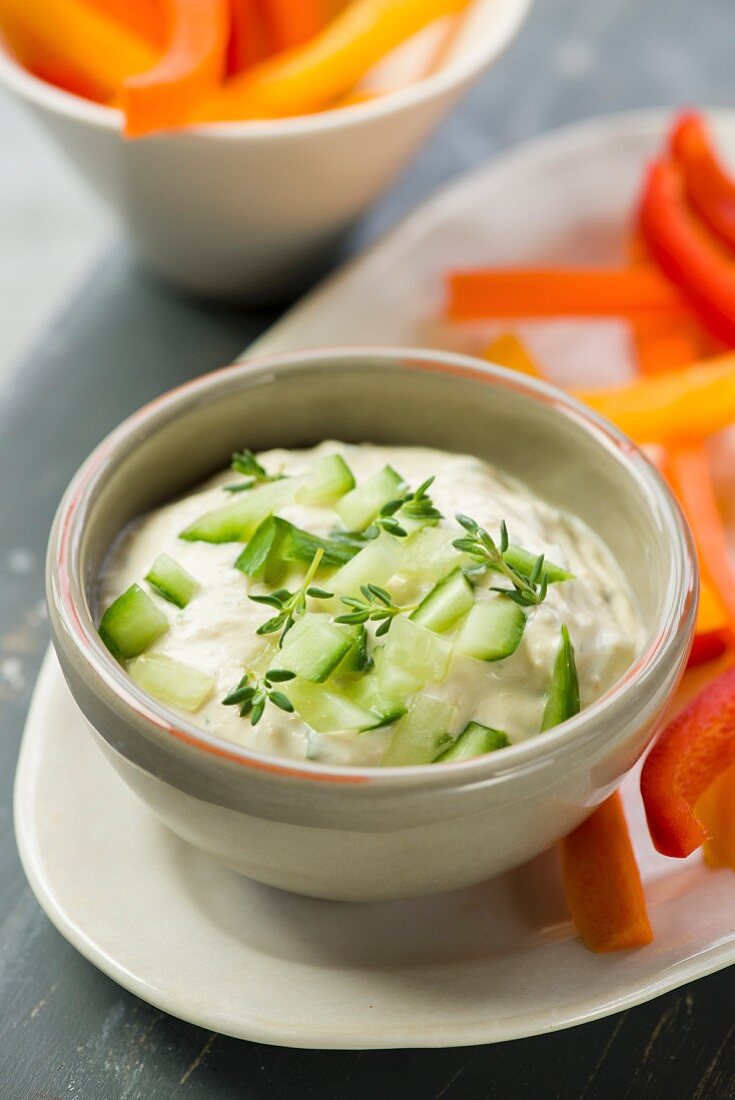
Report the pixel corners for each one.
[483,333,543,378]
[122,0,229,137]
[641,665,735,857]
[87,0,167,47]
[446,268,688,323]
[639,157,735,347]
[560,793,653,953]
[670,111,735,255]
[630,315,710,376]
[191,0,471,121]
[258,0,323,52]
[573,354,735,446]
[0,0,156,102]
[663,445,735,648]
[697,760,735,871]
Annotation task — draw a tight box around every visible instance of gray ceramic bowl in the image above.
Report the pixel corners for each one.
[47,348,696,901]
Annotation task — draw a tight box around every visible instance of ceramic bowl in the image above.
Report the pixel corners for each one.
[46,347,696,901]
[0,0,531,303]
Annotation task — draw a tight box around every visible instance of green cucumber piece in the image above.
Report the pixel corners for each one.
[455,598,526,662]
[345,664,412,726]
[233,516,288,580]
[99,584,168,660]
[128,653,214,712]
[381,694,457,766]
[145,553,199,608]
[504,544,573,584]
[234,516,359,580]
[338,625,370,674]
[410,568,474,633]
[336,465,405,531]
[328,535,399,605]
[279,614,357,683]
[296,453,355,505]
[396,526,467,582]
[288,680,379,733]
[435,721,510,762]
[541,624,580,731]
[179,479,298,544]
[382,615,453,683]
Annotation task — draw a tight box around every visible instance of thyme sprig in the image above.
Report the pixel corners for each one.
[249,548,332,644]
[335,583,416,637]
[367,476,443,539]
[222,668,296,726]
[225,449,286,493]
[453,514,549,607]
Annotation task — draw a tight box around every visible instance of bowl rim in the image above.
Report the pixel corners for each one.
[0,0,532,141]
[48,345,697,790]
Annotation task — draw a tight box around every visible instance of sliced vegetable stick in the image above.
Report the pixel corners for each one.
[697,761,735,870]
[228,0,270,75]
[0,0,156,102]
[483,333,543,378]
[670,112,735,255]
[630,315,710,376]
[663,445,735,647]
[258,0,323,52]
[573,354,735,446]
[88,0,166,46]
[561,793,653,953]
[446,268,688,323]
[123,0,229,137]
[191,0,471,121]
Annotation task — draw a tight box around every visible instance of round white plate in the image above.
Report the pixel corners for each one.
[17,111,735,1048]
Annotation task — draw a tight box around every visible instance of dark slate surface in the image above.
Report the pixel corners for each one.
[2,0,735,1095]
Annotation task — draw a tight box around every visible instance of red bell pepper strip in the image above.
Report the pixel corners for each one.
[560,793,653,953]
[641,665,735,857]
[639,156,735,347]
[688,631,728,669]
[227,0,269,75]
[258,0,323,52]
[670,111,735,254]
[122,0,229,137]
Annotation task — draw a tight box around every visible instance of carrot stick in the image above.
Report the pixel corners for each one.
[191,0,471,121]
[446,268,689,323]
[0,0,156,102]
[122,0,229,137]
[87,0,166,47]
[483,333,543,378]
[697,760,735,870]
[573,354,735,446]
[258,0,323,52]
[631,315,710,376]
[663,445,735,648]
[560,793,653,953]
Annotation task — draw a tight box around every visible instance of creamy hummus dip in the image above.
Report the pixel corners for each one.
[98,442,642,767]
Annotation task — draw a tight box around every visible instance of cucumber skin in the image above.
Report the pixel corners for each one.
[99,584,169,661]
[234,516,359,579]
[145,554,198,609]
[436,722,510,762]
[455,598,526,662]
[410,569,475,634]
[179,480,296,544]
[503,545,572,584]
[541,624,581,731]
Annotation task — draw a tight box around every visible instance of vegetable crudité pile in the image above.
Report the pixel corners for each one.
[443,111,735,953]
[0,0,471,136]
[100,447,582,768]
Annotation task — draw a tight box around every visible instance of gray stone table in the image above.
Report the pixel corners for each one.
[1,0,734,1096]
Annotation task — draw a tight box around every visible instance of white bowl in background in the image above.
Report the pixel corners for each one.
[0,0,532,302]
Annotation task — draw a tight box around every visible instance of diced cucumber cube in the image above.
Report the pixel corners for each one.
[99,584,168,660]
[337,625,370,674]
[327,535,399,606]
[346,667,411,727]
[296,453,355,505]
[435,721,510,762]
[234,516,359,581]
[396,526,467,582]
[128,653,215,712]
[288,680,378,733]
[504,544,573,584]
[541,624,580,731]
[233,516,286,579]
[382,615,453,683]
[410,569,475,634]
[145,553,199,608]
[179,479,298,543]
[381,694,458,766]
[373,647,424,697]
[279,614,357,683]
[455,598,526,662]
[336,465,405,531]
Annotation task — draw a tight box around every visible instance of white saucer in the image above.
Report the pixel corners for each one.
[17,110,735,1048]
[15,653,735,1049]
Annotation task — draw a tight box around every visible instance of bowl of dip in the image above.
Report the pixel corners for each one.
[47,347,696,901]
[0,0,531,303]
